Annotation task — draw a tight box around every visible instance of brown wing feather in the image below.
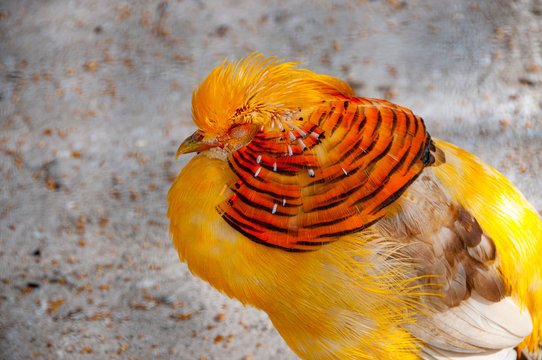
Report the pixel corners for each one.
[375,171,505,309]
[217,97,432,251]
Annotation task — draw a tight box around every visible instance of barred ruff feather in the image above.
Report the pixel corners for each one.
[432,139,542,351]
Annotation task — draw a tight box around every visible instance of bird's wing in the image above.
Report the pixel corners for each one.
[374,147,535,356]
[218,97,434,251]
[431,139,542,352]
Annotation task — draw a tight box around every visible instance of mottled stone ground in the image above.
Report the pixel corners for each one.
[1,1,541,359]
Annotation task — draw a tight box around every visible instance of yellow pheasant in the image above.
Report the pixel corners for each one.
[167,54,542,359]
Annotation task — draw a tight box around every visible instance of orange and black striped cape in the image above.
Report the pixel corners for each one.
[218,96,435,251]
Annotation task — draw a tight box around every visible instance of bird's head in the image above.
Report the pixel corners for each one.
[176,53,355,156]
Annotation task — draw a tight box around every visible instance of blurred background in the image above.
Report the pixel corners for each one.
[1,0,541,359]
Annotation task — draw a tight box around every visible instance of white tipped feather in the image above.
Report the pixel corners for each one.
[410,293,532,358]
[421,346,517,360]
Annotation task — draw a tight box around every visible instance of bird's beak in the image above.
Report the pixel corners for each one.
[176,130,216,157]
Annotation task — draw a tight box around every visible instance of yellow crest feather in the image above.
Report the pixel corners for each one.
[191,53,355,135]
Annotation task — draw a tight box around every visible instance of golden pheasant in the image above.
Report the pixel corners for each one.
[167,54,542,360]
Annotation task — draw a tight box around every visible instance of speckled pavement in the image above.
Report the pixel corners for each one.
[1,1,541,359]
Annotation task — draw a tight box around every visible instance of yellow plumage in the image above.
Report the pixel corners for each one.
[168,54,542,359]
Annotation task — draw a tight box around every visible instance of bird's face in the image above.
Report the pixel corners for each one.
[176,122,259,156]
[176,53,355,157]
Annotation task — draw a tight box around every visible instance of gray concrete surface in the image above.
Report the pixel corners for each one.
[1,0,541,359]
